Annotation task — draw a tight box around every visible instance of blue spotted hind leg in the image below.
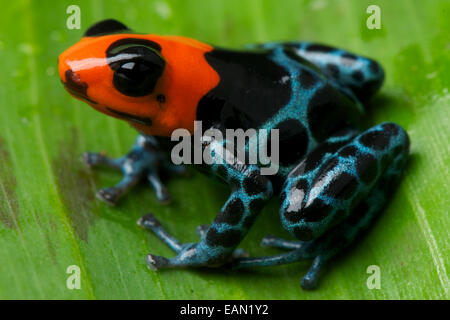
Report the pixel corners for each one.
[83,134,184,205]
[233,122,409,289]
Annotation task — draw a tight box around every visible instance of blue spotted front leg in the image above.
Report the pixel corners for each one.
[84,134,186,205]
[233,122,409,289]
[138,137,273,269]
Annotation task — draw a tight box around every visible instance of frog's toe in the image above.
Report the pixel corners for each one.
[261,235,278,247]
[156,189,172,205]
[196,224,210,238]
[232,248,249,259]
[146,254,169,271]
[300,274,319,290]
[139,213,185,253]
[96,187,120,205]
[138,213,161,228]
[261,235,304,250]
[82,152,102,167]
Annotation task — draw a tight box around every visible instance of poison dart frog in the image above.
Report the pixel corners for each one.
[58,19,409,289]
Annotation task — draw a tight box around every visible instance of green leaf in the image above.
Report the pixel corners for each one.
[0,0,448,299]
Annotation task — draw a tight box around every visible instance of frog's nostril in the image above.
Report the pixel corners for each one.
[63,69,98,104]
[65,69,82,85]
[64,69,88,98]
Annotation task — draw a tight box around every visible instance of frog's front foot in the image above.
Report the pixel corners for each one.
[83,135,187,205]
[138,213,247,270]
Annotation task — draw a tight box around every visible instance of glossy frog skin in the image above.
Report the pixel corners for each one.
[59,20,410,289]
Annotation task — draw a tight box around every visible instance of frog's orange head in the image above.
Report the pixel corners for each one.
[58,19,218,136]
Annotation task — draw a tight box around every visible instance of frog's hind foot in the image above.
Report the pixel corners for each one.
[138,213,249,270]
[141,215,322,289]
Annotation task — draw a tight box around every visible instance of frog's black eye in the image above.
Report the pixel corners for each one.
[84,19,131,37]
[106,39,165,97]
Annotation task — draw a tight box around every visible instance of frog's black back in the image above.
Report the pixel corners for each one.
[196,48,292,130]
[195,47,361,173]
